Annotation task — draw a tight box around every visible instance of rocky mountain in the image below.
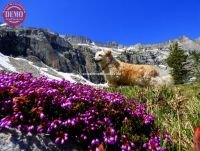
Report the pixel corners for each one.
[65,34,124,48]
[0,25,199,84]
[195,37,200,44]
[0,27,104,84]
[65,34,200,67]
[177,36,200,51]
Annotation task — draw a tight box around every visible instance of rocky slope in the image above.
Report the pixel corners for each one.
[0,52,105,86]
[0,27,104,84]
[0,25,200,84]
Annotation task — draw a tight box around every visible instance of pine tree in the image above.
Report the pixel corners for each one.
[167,42,189,84]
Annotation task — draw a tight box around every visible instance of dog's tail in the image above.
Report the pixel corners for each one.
[150,74,174,86]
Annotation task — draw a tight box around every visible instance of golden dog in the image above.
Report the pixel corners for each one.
[95,50,172,87]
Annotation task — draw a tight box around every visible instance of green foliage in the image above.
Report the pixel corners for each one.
[167,42,189,84]
[108,83,200,151]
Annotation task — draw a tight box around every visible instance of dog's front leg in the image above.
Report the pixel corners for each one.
[108,82,118,87]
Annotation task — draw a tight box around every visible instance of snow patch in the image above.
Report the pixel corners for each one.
[0,52,106,87]
[0,23,7,27]
[0,52,17,72]
[59,34,66,38]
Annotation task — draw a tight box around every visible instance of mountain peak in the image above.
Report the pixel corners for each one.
[178,35,191,42]
[195,37,200,41]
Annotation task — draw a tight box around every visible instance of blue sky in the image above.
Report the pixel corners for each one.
[0,0,200,45]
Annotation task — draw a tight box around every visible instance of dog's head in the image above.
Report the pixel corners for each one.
[94,49,112,64]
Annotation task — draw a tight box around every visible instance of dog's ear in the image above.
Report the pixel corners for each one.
[106,50,112,56]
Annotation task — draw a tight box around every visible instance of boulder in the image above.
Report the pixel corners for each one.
[0,127,81,151]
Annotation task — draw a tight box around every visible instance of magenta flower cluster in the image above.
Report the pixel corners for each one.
[0,71,172,150]
[143,131,172,151]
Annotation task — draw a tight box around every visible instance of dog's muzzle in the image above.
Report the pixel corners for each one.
[94,59,102,63]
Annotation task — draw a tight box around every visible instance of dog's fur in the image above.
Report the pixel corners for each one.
[95,50,173,87]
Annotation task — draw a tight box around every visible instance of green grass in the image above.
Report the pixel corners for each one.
[107,82,200,151]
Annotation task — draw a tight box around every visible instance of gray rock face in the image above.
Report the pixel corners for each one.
[118,51,168,65]
[65,34,124,48]
[65,34,92,44]
[0,127,81,151]
[177,36,200,52]
[122,36,200,66]
[95,41,124,48]
[0,27,104,83]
